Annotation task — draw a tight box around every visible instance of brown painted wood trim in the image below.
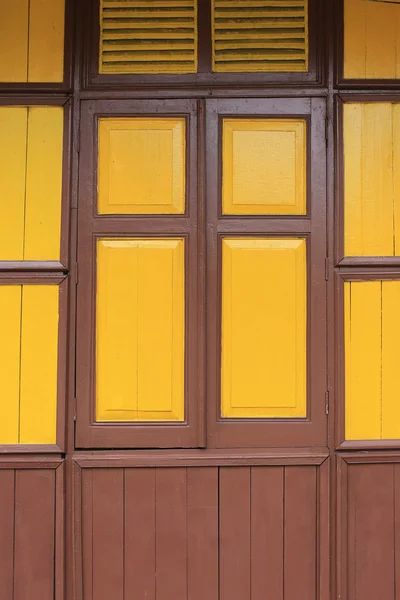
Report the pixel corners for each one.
[339,452,400,464]
[0,445,63,454]
[0,457,63,468]
[318,457,331,600]
[55,462,65,600]
[336,454,348,600]
[0,262,67,272]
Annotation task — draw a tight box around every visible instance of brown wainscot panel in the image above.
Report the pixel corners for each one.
[74,451,329,600]
[337,453,400,600]
[0,458,64,600]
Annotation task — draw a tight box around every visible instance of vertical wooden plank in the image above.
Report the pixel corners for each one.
[0,286,21,444]
[14,469,55,600]
[19,285,59,444]
[344,103,363,256]
[344,0,366,79]
[382,282,400,439]
[284,466,317,600]
[0,0,29,81]
[81,469,93,600]
[187,467,219,600]
[24,107,64,261]
[92,469,124,600]
[251,467,284,600]
[365,2,397,79]
[348,464,395,600]
[394,104,400,255]
[220,467,251,600]
[155,468,187,600]
[0,470,15,598]
[394,465,400,600]
[28,0,65,82]
[0,107,27,260]
[124,468,156,600]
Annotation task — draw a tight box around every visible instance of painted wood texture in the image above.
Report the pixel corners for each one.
[344,0,400,79]
[222,119,306,215]
[80,464,322,600]
[212,0,308,72]
[98,117,186,214]
[0,466,60,600]
[0,0,65,82]
[345,281,400,440]
[96,239,185,422]
[0,285,59,444]
[221,238,307,418]
[0,106,64,261]
[344,103,400,257]
[99,0,197,74]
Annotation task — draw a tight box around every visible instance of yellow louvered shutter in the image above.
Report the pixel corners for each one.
[212,0,308,72]
[99,0,197,74]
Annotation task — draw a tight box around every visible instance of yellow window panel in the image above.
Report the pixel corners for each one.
[0,285,59,445]
[222,119,306,215]
[98,118,186,215]
[0,0,65,83]
[0,106,64,262]
[345,280,400,441]
[99,0,197,74]
[212,0,308,73]
[344,0,400,79]
[96,238,185,422]
[221,238,307,419]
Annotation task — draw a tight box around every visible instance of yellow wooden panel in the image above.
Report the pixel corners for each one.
[222,119,306,215]
[382,281,400,439]
[345,281,382,440]
[28,0,65,82]
[24,107,64,260]
[344,103,400,257]
[0,287,22,444]
[19,286,59,444]
[98,118,185,215]
[0,0,29,82]
[0,107,28,260]
[221,238,307,418]
[344,0,400,79]
[96,238,185,422]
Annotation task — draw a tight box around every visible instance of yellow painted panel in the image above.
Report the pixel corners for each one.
[344,0,400,79]
[19,286,59,444]
[0,107,28,260]
[382,281,400,439]
[222,119,306,215]
[344,103,400,257]
[98,118,185,215]
[96,238,185,422]
[24,107,64,260]
[221,238,307,418]
[0,287,22,444]
[28,0,65,82]
[0,0,29,81]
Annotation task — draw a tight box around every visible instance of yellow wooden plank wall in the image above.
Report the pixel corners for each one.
[222,118,306,215]
[0,0,65,82]
[0,285,59,445]
[345,280,400,440]
[344,103,400,257]
[98,118,186,214]
[0,106,63,261]
[344,0,400,79]
[96,239,185,422]
[221,238,307,419]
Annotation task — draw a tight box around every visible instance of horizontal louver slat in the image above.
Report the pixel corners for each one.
[212,0,308,72]
[100,0,197,73]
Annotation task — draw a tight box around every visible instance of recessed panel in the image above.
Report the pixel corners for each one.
[96,238,185,422]
[222,119,306,215]
[221,238,307,418]
[98,118,186,215]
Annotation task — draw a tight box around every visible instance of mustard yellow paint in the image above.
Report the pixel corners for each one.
[0,0,64,83]
[212,0,308,72]
[98,118,185,215]
[222,119,306,215]
[344,0,400,79]
[221,238,307,419]
[344,103,400,257]
[0,285,59,445]
[345,280,400,441]
[0,106,64,261]
[99,0,197,74]
[96,238,185,422]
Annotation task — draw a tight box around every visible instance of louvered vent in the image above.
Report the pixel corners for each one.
[212,0,308,72]
[100,0,197,74]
